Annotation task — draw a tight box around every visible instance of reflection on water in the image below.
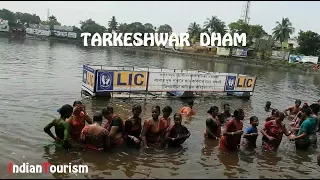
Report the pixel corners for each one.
[0,37,319,178]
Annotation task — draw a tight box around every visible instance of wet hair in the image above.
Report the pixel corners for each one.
[310,103,320,114]
[250,116,258,123]
[233,109,244,119]
[173,113,182,120]
[93,112,103,122]
[271,109,278,115]
[102,106,113,116]
[73,101,82,106]
[152,105,161,112]
[223,103,230,109]
[162,106,172,113]
[275,111,285,119]
[187,100,194,106]
[73,104,85,116]
[266,101,271,107]
[302,103,309,109]
[132,104,142,112]
[59,104,73,118]
[295,99,301,104]
[207,106,219,114]
[301,107,312,116]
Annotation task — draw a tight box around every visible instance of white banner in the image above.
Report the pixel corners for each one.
[53,25,73,32]
[0,24,9,32]
[147,72,226,92]
[67,32,77,38]
[217,47,230,56]
[26,28,51,36]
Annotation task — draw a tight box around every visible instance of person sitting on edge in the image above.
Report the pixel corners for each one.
[242,116,259,148]
[265,101,273,112]
[261,111,293,151]
[219,109,244,151]
[102,106,126,146]
[161,106,173,126]
[284,99,302,121]
[204,106,221,140]
[218,103,232,124]
[165,113,190,147]
[66,101,93,142]
[125,104,143,147]
[290,107,315,150]
[44,104,73,149]
[80,112,110,151]
[180,100,196,117]
[265,109,278,122]
[141,106,168,149]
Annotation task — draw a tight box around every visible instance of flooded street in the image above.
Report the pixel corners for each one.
[0,37,319,178]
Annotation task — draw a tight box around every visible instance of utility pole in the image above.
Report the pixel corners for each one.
[47,9,50,21]
[240,1,250,24]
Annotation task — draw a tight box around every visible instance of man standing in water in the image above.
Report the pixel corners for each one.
[218,103,232,124]
[284,100,302,121]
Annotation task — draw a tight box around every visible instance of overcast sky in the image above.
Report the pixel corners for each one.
[1,1,319,37]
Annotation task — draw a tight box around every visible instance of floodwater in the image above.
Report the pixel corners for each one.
[0,37,319,179]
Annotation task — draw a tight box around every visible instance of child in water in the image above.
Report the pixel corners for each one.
[165,113,190,147]
[161,106,173,126]
[242,116,259,148]
[265,101,273,112]
[44,104,73,149]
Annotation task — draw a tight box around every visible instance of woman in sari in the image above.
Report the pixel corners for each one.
[141,106,168,148]
[261,111,293,151]
[66,101,92,142]
[204,106,221,140]
[165,113,190,147]
[125,104,142,147]
[219,109,244,151]
[161,106,172,126]
[102,106,126,146]
[80,112,110,151]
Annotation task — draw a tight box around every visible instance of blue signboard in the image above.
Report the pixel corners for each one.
[96,71,114,92]
[224,75,237,91]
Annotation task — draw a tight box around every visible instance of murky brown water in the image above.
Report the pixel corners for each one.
[0,37,319,179]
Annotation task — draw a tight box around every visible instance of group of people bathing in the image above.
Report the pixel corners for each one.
[44,99,320,165]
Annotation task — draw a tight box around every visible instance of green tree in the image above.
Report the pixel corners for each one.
[117,23,128,34]
[157,24,172,34]
[297,30,320,56]
[108,16,118,32]
[272,17,295,47]
[188,22,201,40]
[42,15,61,29]
[80,18,106,35]
[144,23,155,33]
[228,19,266,47]
[204,16,227,35]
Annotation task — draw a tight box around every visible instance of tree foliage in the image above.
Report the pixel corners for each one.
[41,15,61,29]
[229,19,266,47]
[272,17,295,44]
[297,30,320,56]
[157,24,172,34]
[203,16,227,35]
[108,16,118,32]
[80,19,106,35]
[0,8,41,27]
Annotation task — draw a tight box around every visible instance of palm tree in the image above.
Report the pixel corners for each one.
[188,22,201,38]
[272,17,295,48]
[108,16,118,32]
[48,15,57,21]
[204,16,227,35]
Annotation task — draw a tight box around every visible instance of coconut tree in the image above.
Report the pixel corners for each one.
[203,16,227,35]
[272,17,295,49]
[188,22,201,38]
[108,16,118,32]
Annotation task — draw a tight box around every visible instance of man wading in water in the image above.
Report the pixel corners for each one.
[44,104,73,149]
[284,100,302,121]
